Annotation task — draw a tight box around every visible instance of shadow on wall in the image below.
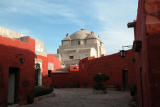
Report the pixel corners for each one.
[51,72,81,88]
[78,50,136,89]
[51,50,136,89]
[0,44,35,106]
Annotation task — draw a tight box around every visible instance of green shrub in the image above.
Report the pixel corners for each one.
[93,73,109,93]
[116,85,121,91]
[27,93,34,104]
[130,85,137,96]
[34,86,54,97]
[93,73,109,83]
[93,83,106,91]
[27,86,53,104]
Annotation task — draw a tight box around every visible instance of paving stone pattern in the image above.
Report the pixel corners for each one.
[23,88,131,107]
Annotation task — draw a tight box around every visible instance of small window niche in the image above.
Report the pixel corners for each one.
[133,40,142,52]
[69,56,74,59]
[78,41,81,45]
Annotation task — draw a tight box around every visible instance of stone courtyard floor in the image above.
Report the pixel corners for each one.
[22,88,132,107]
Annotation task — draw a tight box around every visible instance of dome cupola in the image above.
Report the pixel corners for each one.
[63,33,71,41]
[87,31,98,39]
[70,29,91,40]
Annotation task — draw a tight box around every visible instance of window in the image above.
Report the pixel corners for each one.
[78,41,81,45]
[48,63,54,70]
[48,70,51,77]
[69,56,74,59]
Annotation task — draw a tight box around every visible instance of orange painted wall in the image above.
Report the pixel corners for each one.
[69,65,79,72]
[0,36,35,106]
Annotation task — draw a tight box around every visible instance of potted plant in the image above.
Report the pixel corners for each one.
[93,73,109,93]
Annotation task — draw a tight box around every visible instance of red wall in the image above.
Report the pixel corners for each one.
[0,36,35,106]
[69,65,79,72]
[50,54,80,88]
[79,50,136,88]
[36,54,62,88]
[51,72,80,88]
[47,54,61,87]
[134,0,160,107]
[51,50,136,89]
[47,54,61,72]
[36,55,49,87]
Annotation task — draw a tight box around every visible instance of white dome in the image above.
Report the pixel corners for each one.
[65,29,100,40]
[70,29,91,40]
[87,33,98,39]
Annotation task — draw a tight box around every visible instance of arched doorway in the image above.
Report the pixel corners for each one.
[35,63,42,86]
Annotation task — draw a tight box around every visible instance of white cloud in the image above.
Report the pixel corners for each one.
[0,0,138,54]
[88,0,137,54]
[100,28,134,55]
[0,0,85,26]
[2,24,38,38]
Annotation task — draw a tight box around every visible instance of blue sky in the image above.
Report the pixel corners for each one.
[0,0,138,55]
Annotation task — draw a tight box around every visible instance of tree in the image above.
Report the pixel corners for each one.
[93,73,109,93]
[35,63,40,70]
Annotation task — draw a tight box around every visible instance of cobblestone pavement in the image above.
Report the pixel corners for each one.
[22,88,131,107]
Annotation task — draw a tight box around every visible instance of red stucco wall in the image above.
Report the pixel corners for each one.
[51,50,136,89]
[47,54,61,87]
[134,0,160,107]
[52,72,80,88]
[79,50,136,88]
[36,55,49,87]
[0,36,35,106]
[35,54,62,88]
[47,54,61,72]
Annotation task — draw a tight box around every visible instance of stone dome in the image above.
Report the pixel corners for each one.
[70,29,92,40]
[87,32,98,39]
[63,35,71,41]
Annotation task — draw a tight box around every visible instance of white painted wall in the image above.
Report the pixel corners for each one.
[35,39,47,57]
[0,26,25,38]
[58,31,106,67]
[90,48,97,57]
